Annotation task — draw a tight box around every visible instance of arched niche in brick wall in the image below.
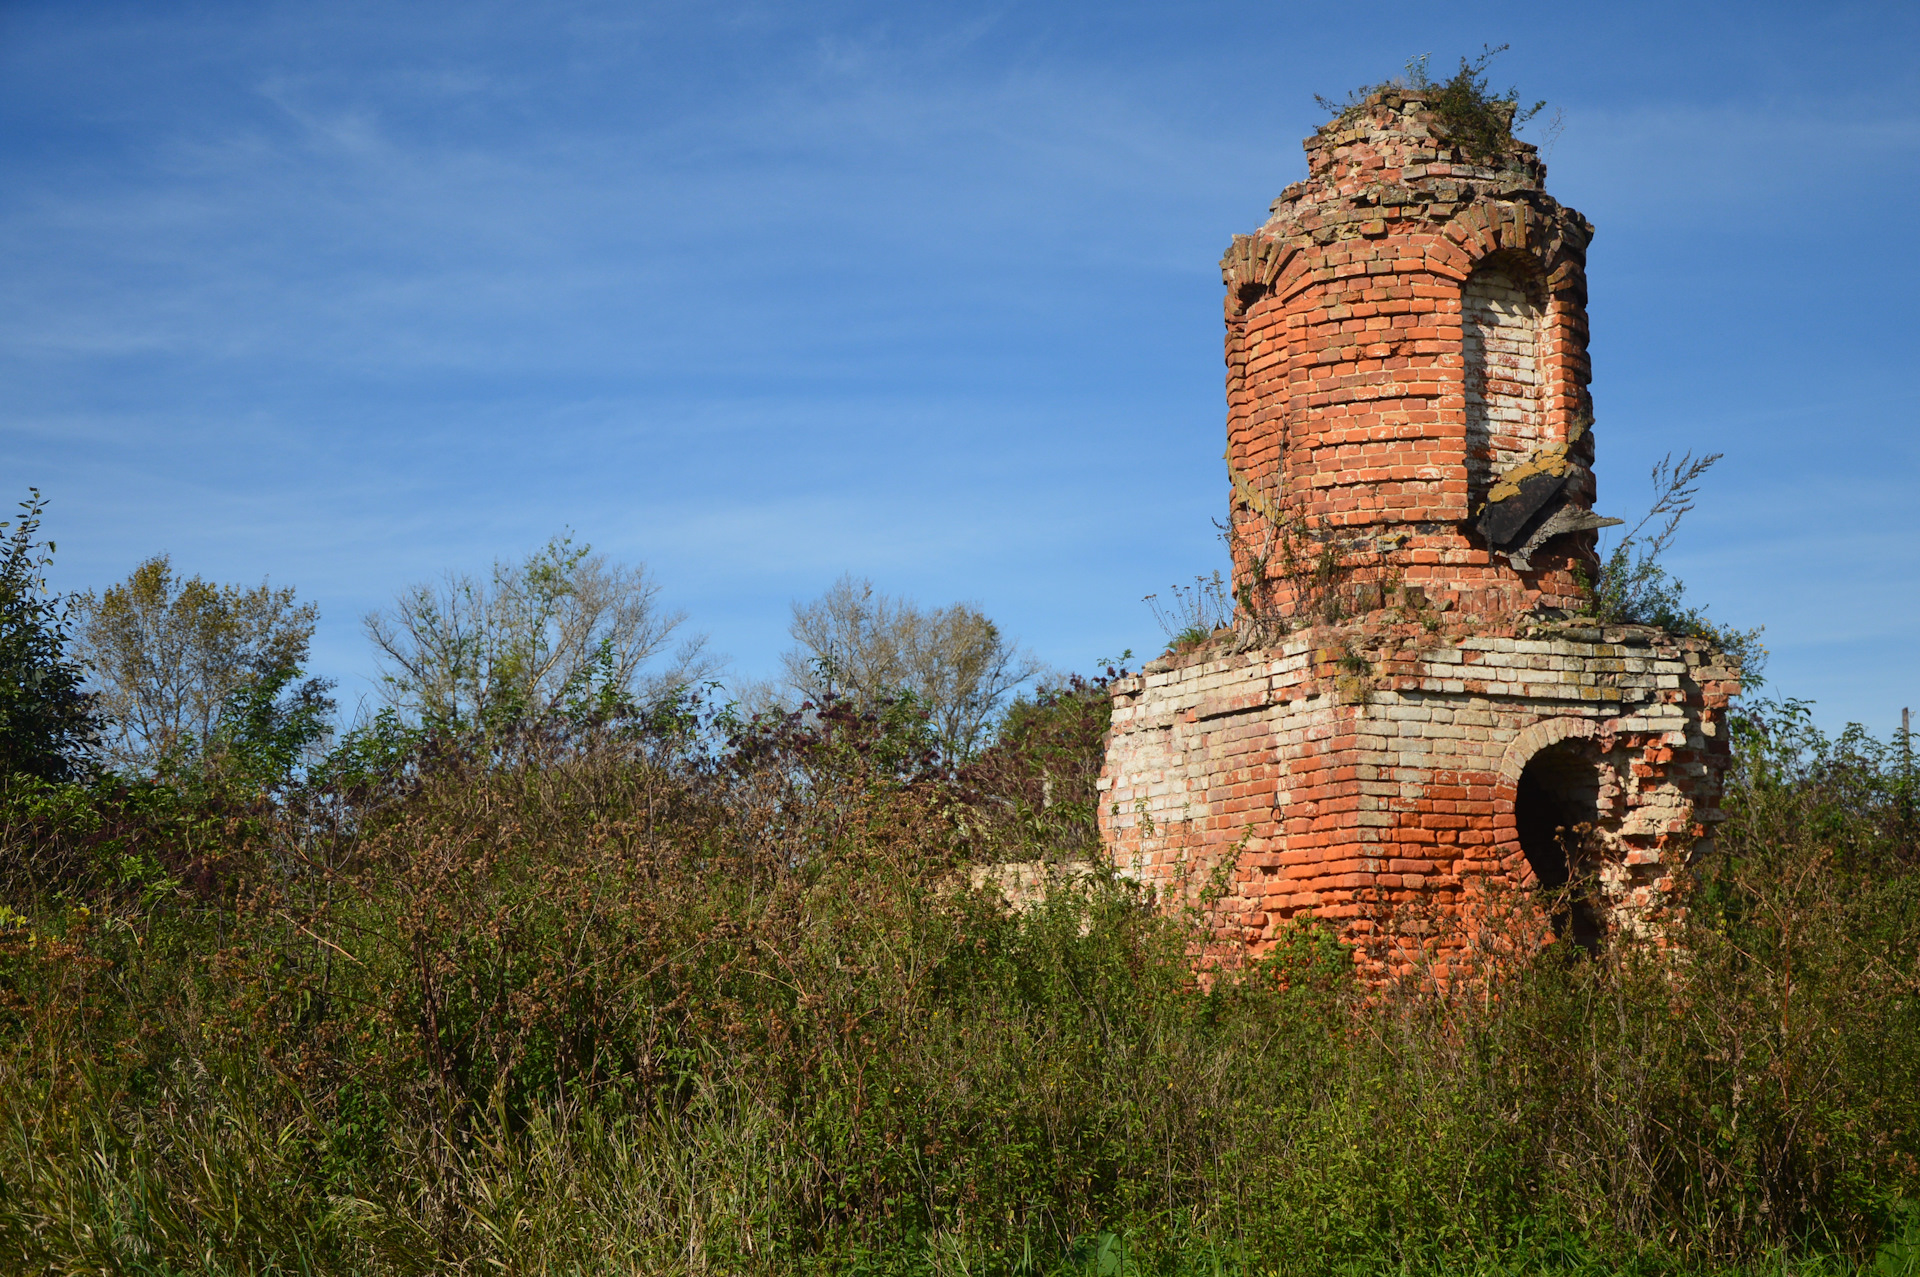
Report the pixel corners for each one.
[1514,744,1605,951]
[1494,718,1596,826]
[1462,251,1550,512]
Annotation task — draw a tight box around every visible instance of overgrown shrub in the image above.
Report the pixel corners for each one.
[0,682,1916,1274]
[0,491,99,784]
[1316,46,1545,162]
[1586,452,1768,682]
[959,672,1119,860]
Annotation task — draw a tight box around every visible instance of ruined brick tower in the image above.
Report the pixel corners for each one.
[1097,90,1742,969]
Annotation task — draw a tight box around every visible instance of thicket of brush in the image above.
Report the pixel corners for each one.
[2,685,1918,1276]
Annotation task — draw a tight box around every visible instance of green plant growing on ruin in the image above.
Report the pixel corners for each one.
[1585,450,1767,683]
[1144,572,1234,657]
[1217,481,1388,643]
[1316,44,1546,162]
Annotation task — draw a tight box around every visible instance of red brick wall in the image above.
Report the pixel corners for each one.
[1220,89,1598,623]
[1098,622,1740,977]
[1098,91,1739,975]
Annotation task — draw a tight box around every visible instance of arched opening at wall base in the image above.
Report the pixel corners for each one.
[1514,741,1603,953]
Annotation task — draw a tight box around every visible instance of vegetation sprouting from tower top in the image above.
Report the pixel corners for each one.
[1316,44,1546,162]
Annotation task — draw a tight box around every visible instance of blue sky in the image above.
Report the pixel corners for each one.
[3,0,1916,733]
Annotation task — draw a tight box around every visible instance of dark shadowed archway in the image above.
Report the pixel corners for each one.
[1514,741,1603,952]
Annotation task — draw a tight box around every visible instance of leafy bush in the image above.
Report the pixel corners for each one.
[1588,452,1768,682]
[0,491,98,784]
[959,671,1121,860]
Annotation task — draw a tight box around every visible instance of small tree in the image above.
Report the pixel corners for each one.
[780,575,1042,763]
[0,491,99,783]
[1589,451,1766,682]
[197,665,337,797]
[366,534,713,736]
[74,554,319,771]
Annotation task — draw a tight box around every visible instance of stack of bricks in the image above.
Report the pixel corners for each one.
[1097,91,1740,973]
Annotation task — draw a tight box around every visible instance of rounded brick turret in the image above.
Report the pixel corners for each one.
[1223,89,1608,623]
[1098,90,1741,979]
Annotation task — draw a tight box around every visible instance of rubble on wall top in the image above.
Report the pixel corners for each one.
[1228,87,1591,280]
[1265,87,1550,223]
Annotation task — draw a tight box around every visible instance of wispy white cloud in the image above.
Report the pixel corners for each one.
[2,0,1916,729]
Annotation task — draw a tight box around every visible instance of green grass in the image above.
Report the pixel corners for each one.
[0,696,1915,1275]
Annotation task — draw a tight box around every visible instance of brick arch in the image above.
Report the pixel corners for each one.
[1462,250,1554,507]
[1219,234,1299,317]
[1491,717,1600,871]
[1435,206,1596,517]
[1432,204,1588,296]
[1499,716,1598,784]
[1468,246,1549,301]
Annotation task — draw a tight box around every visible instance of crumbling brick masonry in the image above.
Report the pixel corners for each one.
[1096,90,1740,970]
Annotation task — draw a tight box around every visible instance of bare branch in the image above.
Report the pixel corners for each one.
[781,574,1040,761]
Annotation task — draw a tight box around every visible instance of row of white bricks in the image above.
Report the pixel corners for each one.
[1113,666,1697,738]
[1120,631,1719,691]
[1102,638,1716,822]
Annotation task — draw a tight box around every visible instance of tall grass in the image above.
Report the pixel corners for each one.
[1,693,1916,1274]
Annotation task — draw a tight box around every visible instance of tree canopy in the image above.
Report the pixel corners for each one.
[74,553,319,770]
[0,491,99,783]
[781,574,1042,763]
[365,534,714,735]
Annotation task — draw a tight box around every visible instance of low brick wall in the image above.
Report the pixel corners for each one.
[1097,620,1739,972]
